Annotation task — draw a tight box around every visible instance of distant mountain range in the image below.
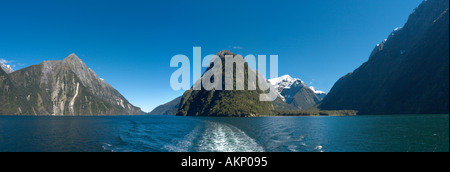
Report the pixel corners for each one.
[149,69,327,115]
[151,0,449,116]
[0,54,143,115]
[319,0,449,114]
[2,0,447,116]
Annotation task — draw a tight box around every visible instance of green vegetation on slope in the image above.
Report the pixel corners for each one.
[177,51,275,117]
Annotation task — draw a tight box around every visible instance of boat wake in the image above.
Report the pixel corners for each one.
[195,121,264,152]
[102,117,265,152]
[163,121,264,152]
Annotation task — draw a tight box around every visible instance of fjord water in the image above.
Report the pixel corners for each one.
[0,115,448,152]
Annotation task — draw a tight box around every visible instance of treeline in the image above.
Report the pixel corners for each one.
[274,109,358,116]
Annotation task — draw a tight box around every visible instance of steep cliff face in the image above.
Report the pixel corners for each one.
[0,54,143,115]
[176,50,276,117]
[319,0,449,114]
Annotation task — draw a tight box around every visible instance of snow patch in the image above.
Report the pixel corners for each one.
[268,74,303,92]
[269,74,326,101]
[268,75,303,101]
[0,63,14,74]
[309,86,326,94]
[394,27,402,32]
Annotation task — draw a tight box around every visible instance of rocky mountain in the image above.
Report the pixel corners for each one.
[1,63,14,74]
[268,75,299,95]
[309,86,326,100]
[268,74,326,110]
[148,96,181,115]
[0,54,143,115]
[279,80,322,110]
[319,0,449,114]
[176,50,276,117]
[152,73,327,115]
[268,74,326,101]
[268,74,300,102]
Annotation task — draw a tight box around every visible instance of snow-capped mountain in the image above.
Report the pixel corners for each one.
[309,86,327,100]
[268,74,302,93]
[0,63,14,74]
[309,86,326,94]
[268,75,302,101]
[268,74,326,102]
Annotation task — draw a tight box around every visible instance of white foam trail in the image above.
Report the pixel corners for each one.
[102,143,114,152]
[197,122,264,152]
[314,145,324,152]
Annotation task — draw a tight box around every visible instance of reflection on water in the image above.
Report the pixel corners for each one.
[0,115,448,152]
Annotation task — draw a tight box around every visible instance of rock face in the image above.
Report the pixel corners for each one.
[176,50,276,117]
[319,0,449,114]
[268,75,300,97]
[148,96,182,115]
[268,74,326,110]
[0,54,143,115]
[279,80,322,110]
[153,73,327,114]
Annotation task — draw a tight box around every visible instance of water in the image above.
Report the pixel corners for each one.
[0,115,448,152]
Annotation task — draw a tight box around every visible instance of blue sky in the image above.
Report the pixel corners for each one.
[0,0,423,112]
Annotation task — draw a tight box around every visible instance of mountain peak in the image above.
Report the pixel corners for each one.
[0,62,14,74]
[176,50,275,117]
[63,53,85,66]
[268,75,327,103]
[309,86,326,95]
[268,75,302,90]
[216,50,236,58]
[1,54,143,115]
[63,53,83,64]
[61,53,90,75]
